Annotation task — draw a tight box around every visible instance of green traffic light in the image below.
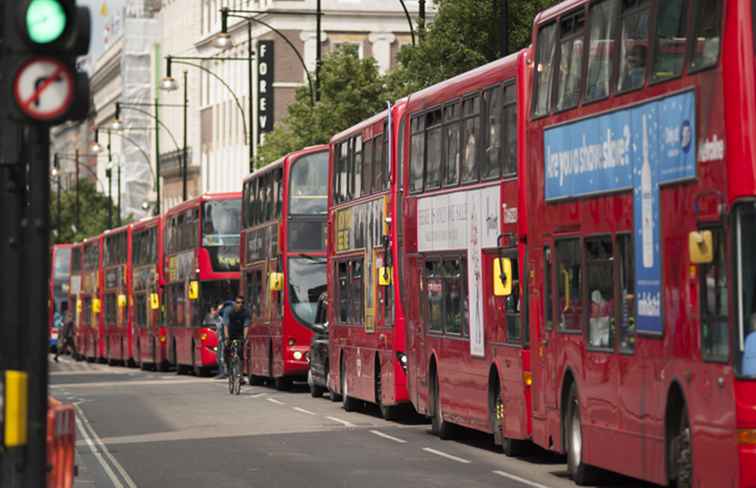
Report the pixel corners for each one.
[26,0,67,44]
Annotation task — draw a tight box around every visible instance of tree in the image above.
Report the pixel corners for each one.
[256,46,389,167]
[50,179,123,244]
[385,0,561,99]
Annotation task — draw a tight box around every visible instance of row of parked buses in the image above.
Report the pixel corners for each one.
[49,0,756,486]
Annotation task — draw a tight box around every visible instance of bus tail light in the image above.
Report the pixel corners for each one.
[522,371,533,387]
[738,429,756,445]
[288,338,295,346]
[200,333,208,342]
[159,335,166,343]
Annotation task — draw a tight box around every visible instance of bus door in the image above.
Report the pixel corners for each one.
[530,244,558,433]
[406,254,428,411]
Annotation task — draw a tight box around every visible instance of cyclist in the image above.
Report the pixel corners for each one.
[224,295,251,383]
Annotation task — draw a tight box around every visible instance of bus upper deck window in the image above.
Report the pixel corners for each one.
[689,0,722,72]
[556,9,586,111]
[617,0,650,93]
[651,0,688,83]
[585,0,620,102]
[533,23,557,117]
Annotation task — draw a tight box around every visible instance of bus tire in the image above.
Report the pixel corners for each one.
[430,370,452,440]
[375,358,396,420]
[329,371,341,402]
[341,361,358,412]
[565,383,599,485]
[669,403,693,488]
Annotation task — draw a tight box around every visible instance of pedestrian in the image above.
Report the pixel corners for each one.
[213,299,235,379]
[55,310,77,362]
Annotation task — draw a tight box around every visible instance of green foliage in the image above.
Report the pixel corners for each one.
[51,179,124,244]
[258,0,561,163]
[386,0,561,98]
[256,46,388,167]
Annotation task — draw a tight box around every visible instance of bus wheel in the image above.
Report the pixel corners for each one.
[308,370,326,398]
[375,360,396,420]
[431,372,452,440]
[329,371,341,402]
[274,377,291,391]
[672,408,693,488]
[341,361,358,412]
[565,383,599,485]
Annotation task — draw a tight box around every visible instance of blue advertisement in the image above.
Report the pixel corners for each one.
[544,91,696,334]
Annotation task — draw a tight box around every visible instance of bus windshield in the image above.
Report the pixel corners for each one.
[203,200,241,247]
[289,151,328,215]
[288,257,327,327]
[736,204,756,377]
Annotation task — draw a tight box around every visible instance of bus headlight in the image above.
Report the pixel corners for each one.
[396,352,408,372]
[293,351,303,361]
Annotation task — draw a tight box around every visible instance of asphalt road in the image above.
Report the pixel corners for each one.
[49,355,654,488]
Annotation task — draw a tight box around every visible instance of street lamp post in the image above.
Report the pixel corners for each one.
[107,130,113,229]
[52,154,61,236]
[182,70,188,202]
[75,148,80,231]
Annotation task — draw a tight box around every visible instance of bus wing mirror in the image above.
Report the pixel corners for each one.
[269,272,283,292]
[150,293,160,310]
[379,266,392,286]
[493,258,513,297]
[689,230,713,264]
[117,294,127,308]
[188,281,199,301]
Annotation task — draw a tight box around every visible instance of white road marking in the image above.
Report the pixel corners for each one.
[75,418,124,488]
[75,403,139,488]
[293,407,316,416]
[422,448,471,464]
[492,470,552,488]
[326,416,355,427]
[267,397,285,405]
[51,378,208,388]
[248,393,267,398]
[369,430,407,444]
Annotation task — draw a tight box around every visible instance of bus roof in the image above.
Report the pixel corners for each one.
[330,109,389,144]
[534,0,585,24]
[163,192,241,217]
[244,144,329,184]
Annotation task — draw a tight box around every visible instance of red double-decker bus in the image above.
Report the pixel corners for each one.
[164,193,241,375]
[49,244,72,351]
[102,225,132,365]
[401,51,532,451]
[76,235,104,362]
[525,0,749,486]
[241,145,328,389]
[326,105,410,419]
[131,216,168,371]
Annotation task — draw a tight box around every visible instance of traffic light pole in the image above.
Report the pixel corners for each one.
[24,126,51,488]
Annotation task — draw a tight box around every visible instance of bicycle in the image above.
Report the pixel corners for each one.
[227,339,243,395]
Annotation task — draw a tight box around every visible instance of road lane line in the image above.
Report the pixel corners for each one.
[75,418,124,488]
[74,404,138,488]
[249,392,267,398]
[422,448,471,464]
[51,378,208,388]
[369,430,407,444]
[267,397,286,405]
[293,407,316,415]
[326,416,355,427]
[492,470,552,488]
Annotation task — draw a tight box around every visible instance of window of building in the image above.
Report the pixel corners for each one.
[585,237,614,349]
[617,0,651,93]
[651,0,688,83]
[556,9,586,111]
[556,238,582,332]
[425,109,444,189]
[461,95,480,183]
[617,235,636,353]
[689,0,722,71]
[533,23,557,117]
[443,102,461,187]
[700,227,729,362]
[585,0,620,102]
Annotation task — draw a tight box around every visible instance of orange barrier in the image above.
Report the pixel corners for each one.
[47,397,76,488]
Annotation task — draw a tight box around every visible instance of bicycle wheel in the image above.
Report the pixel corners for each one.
[234,359,242,395]
[228,361,235,395]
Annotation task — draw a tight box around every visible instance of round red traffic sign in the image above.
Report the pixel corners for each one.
[13,57,75,122]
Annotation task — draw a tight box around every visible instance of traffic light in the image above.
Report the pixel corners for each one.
[3,0,91,125]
